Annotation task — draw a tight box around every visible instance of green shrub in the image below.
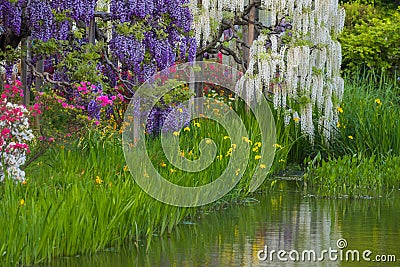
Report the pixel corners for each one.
[340,0,400,9]
[340,5,400,73]
[341,2,378,28]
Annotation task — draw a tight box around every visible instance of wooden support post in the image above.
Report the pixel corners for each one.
[133,76,140,146]
[0,70,3,91]
[248,0,256,54]
[21,37,30,107]
[35,59,44,91]
[242,0,258,108]
[241,0,257,68]
[35,59,44,130]
[189,68,195,114]
[87,18,96,45]
[194,52,204,114]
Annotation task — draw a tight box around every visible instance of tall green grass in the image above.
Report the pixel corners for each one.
[0,99,298,265]
[6,70,398,264]
[328,70,400,157]
[0,132,197,265]
[305,71,400,197]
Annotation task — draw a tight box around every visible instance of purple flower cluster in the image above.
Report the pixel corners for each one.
[180,7,193,32]
[50,0,69,11]
[146,104,191,135]
[52,20,71,41]
[1,0,96,42]
[141,63,157,82]
[187,37,197,63]
[53,70,69,83]
[51,0,96,26]
[146,107,167,135]
[161,103,191,133]
[77,0,96,26]
[0,0,23,35]
[4,63,13,82]
[110,0,196,83]
[155,39,176,70]
[109,34,145,73]
[179,37,188,61]
[274,18,292,33]
[154,0,167,15]
[27,0,53,41]
[87,100,101,120]
[98,63,118,88]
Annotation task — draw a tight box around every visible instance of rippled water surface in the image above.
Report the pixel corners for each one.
[39,183,400,267]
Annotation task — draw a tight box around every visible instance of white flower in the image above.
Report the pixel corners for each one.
[0,99,33,182]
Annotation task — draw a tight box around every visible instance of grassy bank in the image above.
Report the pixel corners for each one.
[304,154,400,198]
[0,103,290,265]
[1,133,194,265]
[1,72,399,265]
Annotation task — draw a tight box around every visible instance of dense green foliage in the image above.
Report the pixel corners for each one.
[340,2,400,73]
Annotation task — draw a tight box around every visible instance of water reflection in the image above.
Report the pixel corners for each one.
[39,182,400,267]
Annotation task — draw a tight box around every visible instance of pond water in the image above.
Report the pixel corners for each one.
[39,182,400,267]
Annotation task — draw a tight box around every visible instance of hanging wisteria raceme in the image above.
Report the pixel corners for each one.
[229,0,346,143]
[189,0,244,46]
[0,0,24,35]
[73,0,97,26]
[109,34,145,74]
[0,0,96,42]
[27,0,53,41]
[146,104,191,135]
[188,0,345,142]
[109,0,195,83]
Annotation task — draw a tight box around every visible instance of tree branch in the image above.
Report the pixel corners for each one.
[220,45,243,65]
[25,59,71,87]
[94,11,112,22]
[101,49,137,97]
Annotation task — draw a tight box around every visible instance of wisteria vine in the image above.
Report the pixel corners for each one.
[0,0,198,183]
[109,0,196,82]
